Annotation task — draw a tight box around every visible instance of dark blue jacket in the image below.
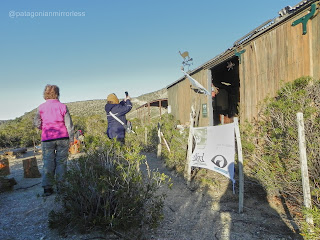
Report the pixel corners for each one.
[105,99,132,139]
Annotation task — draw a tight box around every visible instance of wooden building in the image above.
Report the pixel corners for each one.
[136,99,168,123]
[167,0,320,126]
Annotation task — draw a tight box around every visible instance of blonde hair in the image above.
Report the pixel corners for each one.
[43,85,60,100]
[107,93,119,104]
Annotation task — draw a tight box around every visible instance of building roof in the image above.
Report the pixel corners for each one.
[167,0,317,89]
[136,98,168,110]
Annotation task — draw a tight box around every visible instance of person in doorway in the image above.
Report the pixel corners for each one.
[34,84,74,196]
[211,83,219,98]
[105,93,132,144]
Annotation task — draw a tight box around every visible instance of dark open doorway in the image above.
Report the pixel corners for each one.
[210,56,240,125]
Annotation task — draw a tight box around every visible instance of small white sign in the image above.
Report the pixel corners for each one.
[190,123,235,183]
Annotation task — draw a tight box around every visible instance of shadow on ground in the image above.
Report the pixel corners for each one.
[142,152,303,240]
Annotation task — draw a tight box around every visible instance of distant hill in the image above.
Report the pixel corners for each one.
[1,87,168,126]
[0,120,8,127]
[66,87,167,119]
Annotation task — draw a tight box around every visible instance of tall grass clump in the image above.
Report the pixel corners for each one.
[48,139,169,238]
[127,114,188,174]
[158,114,188,173]
[241,76,320,237]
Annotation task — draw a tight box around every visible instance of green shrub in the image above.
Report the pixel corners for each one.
[241,76,320,236]
[127,114,188,174]
[301,206,320,239]
[0,114,40,148]
[159,114,188,173]
[48,140,169,238]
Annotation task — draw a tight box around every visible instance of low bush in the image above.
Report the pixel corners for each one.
[158,114,188,173]
[49,140,170,238]
[126,114,188,174]
[241,76,320,236]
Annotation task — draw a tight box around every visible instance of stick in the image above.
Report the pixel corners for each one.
[160,132,171,153]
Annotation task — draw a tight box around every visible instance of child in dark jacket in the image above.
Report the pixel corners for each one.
[105,93,132,143]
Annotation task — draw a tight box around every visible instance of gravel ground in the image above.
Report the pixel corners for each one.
[0,150,303,240]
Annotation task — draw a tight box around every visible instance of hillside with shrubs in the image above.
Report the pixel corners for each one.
[1,79,320,238]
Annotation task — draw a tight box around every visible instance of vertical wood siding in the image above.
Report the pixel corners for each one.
[168,70,209,126]
[240,7,319,121]
[168,4,320,125]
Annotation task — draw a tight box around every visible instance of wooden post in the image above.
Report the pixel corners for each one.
[0,158,10,176]
[157,123,162,159]
[297,112,314,228]
[145,127,148,144]
[207,69,214,126]
[185,106,195,185]
[0,176,17,192]
[23,157,41,178]
[234,117,244,213]
[148,103,151,123]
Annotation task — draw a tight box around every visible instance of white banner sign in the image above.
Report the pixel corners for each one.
[190,123,235,183]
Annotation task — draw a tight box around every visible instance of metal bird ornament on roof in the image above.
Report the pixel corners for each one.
[179,51,190,59]
[179,50,193,71]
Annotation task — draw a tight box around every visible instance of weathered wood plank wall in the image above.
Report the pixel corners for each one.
[168,3,320,125]
[168,69,209,126]
[240,6,319,121]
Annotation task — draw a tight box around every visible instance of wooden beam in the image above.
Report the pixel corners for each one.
[207,69,214,126]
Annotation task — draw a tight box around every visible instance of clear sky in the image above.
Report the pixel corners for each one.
[1,0,300,120]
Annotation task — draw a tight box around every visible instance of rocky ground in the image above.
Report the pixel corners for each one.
[0,150,303,240]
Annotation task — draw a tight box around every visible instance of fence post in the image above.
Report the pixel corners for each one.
[157,123,162,159]
[185,106,195,185]
[296,112,314,229]
[144,127,148,144]
[234,117,244,213]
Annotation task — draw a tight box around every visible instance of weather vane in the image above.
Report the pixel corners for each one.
[179,50,193,71]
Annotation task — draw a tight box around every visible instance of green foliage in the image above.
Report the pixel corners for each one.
[0,114,40,148]
[49,140,169,237]
[301,206,320,239]
[241,76,320,235]
[159,114,188,173]
[126,114,188,174]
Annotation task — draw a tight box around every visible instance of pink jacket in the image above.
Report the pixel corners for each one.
[34,99,74,142]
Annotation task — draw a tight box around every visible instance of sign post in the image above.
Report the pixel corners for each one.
[185,106,195,185]
[234,117,244,213]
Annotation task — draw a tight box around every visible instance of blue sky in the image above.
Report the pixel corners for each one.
[1,0,299,120]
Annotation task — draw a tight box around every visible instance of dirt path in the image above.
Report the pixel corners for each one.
[0,150,302,240]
